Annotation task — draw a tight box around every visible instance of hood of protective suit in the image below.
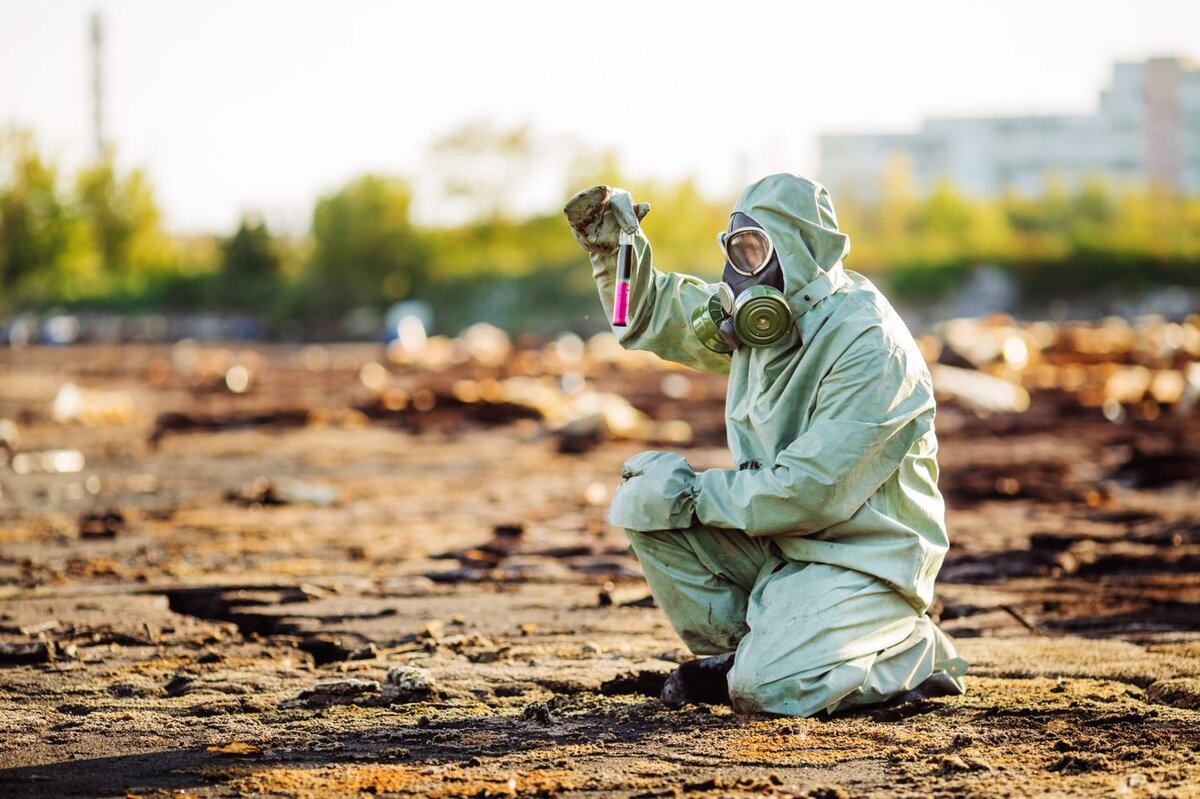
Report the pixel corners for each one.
[732,174,851,300]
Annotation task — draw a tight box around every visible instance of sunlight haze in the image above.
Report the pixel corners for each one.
[2,0,1197,232]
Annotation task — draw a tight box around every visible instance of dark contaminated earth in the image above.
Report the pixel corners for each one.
[1,331,1198,798]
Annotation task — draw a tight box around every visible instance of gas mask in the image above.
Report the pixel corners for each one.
[691,212,794,353]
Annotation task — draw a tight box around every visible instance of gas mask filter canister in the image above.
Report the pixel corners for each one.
[690,217,795,352]
[690,285,735,353]
[728,284,792,346]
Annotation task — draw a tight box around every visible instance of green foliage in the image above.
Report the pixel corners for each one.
[426,260,600,336]
[419,207,599,334]
[74,149,160,275]
[628,177,730,279]
[4,124,1200,334]
[222,217,279,280]
[215,215,281,311]
[0,130,73,307]
[306,174,428,319]
[0,131,199,313]
[840,176,1200,303]
[425,211,582,280]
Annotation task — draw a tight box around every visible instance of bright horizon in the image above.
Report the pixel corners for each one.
[2,0,1197,234]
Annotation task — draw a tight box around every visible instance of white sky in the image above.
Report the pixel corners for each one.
[1,0,1197,233]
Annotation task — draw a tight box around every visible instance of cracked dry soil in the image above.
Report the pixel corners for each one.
[1,342,1198,798]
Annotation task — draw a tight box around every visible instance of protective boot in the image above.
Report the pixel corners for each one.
[874,670,964,706]
[660,653,735,708]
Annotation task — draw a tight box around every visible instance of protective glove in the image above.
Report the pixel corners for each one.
[609,450,698,532]
[563,185,651,255]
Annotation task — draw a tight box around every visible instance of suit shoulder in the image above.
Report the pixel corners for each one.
[834,274,923,353]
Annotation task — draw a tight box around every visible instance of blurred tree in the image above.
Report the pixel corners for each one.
[426,120,538,223]
[626,176,732,278]
[563,147,625,196]
[0,130,72,306]
[910,181,975,263]
[913,181,1011,263]
[75,149,161,275]
[417,136,737,334]
[222,215,280,281]
[307,175,428,316]
[6,119,1200,329]
[1074,177,1116,228]
[877,154,919,262]
[1001,177,1074,261]
[218,214,281,309]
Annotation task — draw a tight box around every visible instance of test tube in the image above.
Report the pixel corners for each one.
[612,230,635,327]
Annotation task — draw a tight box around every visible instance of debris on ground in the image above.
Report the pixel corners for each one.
[226,477,340,507]
[51,382,135,426]
[207,741,263,757]
[297,635,377,666]
[0,641,56,665]
[0,324,1197,798]
[286,679,382,708]
[385,665,438,703]
[0,418,20,452]
[78,508,126,539]
[8,449,85,474]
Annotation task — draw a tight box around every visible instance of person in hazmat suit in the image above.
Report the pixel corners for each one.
[563,174,967,717]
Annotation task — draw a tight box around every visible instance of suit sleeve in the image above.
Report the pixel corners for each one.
[590,230,731,376]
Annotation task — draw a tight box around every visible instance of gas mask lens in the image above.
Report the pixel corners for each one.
[722,228,774,276]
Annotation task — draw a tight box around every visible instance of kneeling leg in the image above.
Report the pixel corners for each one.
[625,524,774,657]
[727,562,965,717]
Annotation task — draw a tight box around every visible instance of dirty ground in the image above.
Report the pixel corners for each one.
[1,331,1198,798]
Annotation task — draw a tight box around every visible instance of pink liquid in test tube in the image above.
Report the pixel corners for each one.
[612,231,635,327]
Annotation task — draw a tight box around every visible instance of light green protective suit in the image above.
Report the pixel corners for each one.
[575,174,966,716]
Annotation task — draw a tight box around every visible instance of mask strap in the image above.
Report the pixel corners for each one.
[788,261,846,320]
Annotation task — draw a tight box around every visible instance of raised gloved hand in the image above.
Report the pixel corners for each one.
[609,450,697,532]
[563,185,651,255]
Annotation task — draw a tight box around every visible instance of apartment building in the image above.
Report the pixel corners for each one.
[818,57,1200,200]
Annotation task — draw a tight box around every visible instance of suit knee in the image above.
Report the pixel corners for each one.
[726,648,838,717]
[624,528,652,547]
[625,527,685,559]
[726,660,767,714]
